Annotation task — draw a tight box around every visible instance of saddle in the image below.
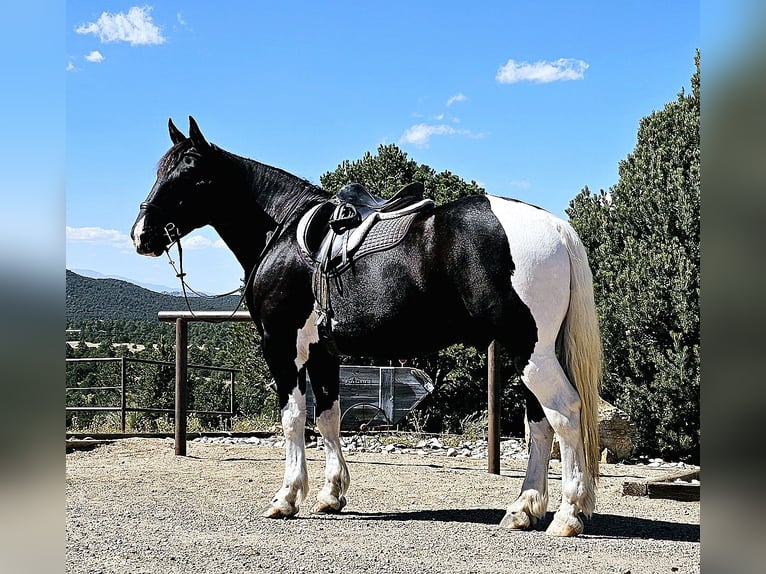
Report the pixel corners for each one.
[297,182,434,326]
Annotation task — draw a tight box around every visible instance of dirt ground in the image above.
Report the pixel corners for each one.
[66,438,699,574]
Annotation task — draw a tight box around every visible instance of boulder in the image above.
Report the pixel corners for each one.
[525,398,635,462]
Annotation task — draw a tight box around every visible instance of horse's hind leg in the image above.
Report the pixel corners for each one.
[306,345,350,514]
[519,348,595,537]
[500,388,553,530]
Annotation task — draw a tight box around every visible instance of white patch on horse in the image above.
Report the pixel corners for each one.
[313,399,350,512]
[486,195,571,343]
[488,194,598,535]
[266,386,309,516]
[132,215,146,250]
[295,310,320,370]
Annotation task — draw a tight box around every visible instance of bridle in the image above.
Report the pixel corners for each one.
[138,199,249,321]
[139,184,320,322]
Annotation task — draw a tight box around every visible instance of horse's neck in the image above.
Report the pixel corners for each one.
[211,151,328,273]
[244,157,328,223]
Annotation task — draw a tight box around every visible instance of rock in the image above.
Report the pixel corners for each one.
[601,448,618,463]
[525,398,636,462]
[598,400,636,460]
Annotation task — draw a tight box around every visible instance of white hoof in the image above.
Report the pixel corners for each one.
[262,499,300,519]
[499,510,536,530]
[545,513,584,537]
[310,495,346,515]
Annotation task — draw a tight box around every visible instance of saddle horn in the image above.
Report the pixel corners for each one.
[168,118,185,145]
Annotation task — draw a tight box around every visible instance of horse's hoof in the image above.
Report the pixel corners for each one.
[499,510,535,530]
[545,514,583,537]
[262,504,298,519]
[310,496,346,515]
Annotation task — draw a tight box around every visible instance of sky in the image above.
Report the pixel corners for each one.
[64,1,702,294]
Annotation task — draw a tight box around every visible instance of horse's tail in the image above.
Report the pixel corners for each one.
[558,221,603,483]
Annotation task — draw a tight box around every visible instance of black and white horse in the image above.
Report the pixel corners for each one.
[131,117,603,536]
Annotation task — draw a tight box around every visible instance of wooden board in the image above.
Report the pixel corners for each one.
[623,469,700,501]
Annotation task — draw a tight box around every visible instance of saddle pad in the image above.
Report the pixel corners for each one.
[352,211,418,261]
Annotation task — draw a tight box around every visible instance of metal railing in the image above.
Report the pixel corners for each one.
[68,309,502,474]
[65,356,239,433]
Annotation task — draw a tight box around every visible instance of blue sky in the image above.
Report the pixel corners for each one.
[65,1,701,294]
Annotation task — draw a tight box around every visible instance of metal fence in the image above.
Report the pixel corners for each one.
[67,309,502,474]
[65,356,239,432]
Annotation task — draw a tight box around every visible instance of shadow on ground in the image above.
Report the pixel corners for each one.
[337,508,699,542]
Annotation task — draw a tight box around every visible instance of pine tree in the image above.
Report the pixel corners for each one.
[567,52,700,461]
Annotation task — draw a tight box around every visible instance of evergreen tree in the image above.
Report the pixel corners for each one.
[320,143,484,202]
[567,52,700,461]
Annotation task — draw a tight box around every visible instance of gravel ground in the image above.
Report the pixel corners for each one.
[66,438,699,574]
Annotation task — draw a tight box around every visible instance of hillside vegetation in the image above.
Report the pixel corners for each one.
[66,269,242,322]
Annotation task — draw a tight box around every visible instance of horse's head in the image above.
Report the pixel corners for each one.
[131,116,219,256]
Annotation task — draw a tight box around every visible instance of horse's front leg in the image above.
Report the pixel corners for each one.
[306,346,350,514]
[262,341,310,518]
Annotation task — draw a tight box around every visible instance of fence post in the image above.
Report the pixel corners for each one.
[229,370,235,429]
[175,318,188,456]
[120,357,126,433]
[488,341,501,474]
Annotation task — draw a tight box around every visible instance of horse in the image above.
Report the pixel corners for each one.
[131,116,603,537]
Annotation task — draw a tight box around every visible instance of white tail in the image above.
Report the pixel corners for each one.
[558,222,603,481]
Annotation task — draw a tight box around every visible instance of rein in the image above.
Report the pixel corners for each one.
[162,225,252,322]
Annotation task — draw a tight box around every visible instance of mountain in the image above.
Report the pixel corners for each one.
[66,269,244,322]
[70,268,184,295]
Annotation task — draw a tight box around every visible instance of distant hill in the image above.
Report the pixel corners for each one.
[70,268,183,295]
[66,269,243,321]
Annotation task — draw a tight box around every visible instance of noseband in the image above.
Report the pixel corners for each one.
[139,200,183,248]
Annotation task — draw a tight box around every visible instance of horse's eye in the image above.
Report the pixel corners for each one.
[183,155,194,166]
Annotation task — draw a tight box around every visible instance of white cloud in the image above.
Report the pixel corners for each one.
[496,58,589,84]
[180,234,227,250]
[508,179,531,189]
[182,235,212,250]
[66,226,131,248]
[66,61,77,72]
[85,50,105,63]
[399,123,485,148]
[446,93,468,106]
[399,124,457,147]
[75,6,166,46]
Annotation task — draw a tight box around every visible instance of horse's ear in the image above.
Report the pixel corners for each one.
[168,118,185,145]
[188,116,211,153]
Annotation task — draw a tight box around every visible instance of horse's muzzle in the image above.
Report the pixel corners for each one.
[131,215,165,257]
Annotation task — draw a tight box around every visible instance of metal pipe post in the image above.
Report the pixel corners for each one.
[120,358,127,433]
[175,318,188,456]
[229,371,235,428]
[487,341,501,474]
